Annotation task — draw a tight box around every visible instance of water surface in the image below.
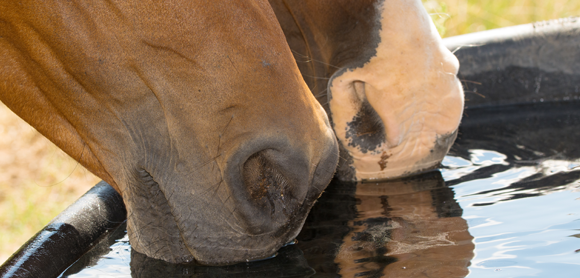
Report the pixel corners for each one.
[60,102,580,277]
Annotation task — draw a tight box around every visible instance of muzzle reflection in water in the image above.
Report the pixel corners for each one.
[296,171,474,278]
[130,246,315,278]
[60,172,474,278]
[60,222,316,277]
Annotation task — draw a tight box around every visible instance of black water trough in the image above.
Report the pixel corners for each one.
[1,17,579,278]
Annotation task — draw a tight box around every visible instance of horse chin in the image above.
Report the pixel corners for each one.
[346,130,459,181]
[124,180,319,265]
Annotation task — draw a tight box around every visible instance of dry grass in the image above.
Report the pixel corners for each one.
[0,103,100,264]
[2,0,580,268]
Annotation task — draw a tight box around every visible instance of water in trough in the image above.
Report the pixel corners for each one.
[58,101,580,278]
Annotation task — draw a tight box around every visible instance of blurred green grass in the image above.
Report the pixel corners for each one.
[0,103,99,265]
[2,0,580,267]
[423,0,580,37]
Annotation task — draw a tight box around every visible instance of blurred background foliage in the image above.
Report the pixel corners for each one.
[0,103,100,264]
[422,0,580,37]
[2,0,580,266]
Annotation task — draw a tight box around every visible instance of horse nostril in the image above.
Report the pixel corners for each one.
[242,151,290,216]
[229,146,312,235]
[225,135,337,236]
[345,100,386,153]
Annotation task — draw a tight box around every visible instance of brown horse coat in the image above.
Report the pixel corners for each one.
[0,0,338,265]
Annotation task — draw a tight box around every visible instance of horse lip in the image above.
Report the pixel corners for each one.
[192,187,322,265]
[130,158,327,265]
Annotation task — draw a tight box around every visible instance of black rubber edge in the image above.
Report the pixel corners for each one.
[0,181,126,278]
[444,17,580,108]
[2,17,580,278]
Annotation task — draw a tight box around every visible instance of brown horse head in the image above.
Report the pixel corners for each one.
[0,0,338,265]
[271,0,464,181]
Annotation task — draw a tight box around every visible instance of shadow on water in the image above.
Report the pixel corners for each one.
[130,245,315,278]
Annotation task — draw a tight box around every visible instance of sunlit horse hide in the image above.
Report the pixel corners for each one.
[270,0,464,181]
[0,0,339,265]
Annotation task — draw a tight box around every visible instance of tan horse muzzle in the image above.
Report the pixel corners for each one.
[328,0,464,181]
